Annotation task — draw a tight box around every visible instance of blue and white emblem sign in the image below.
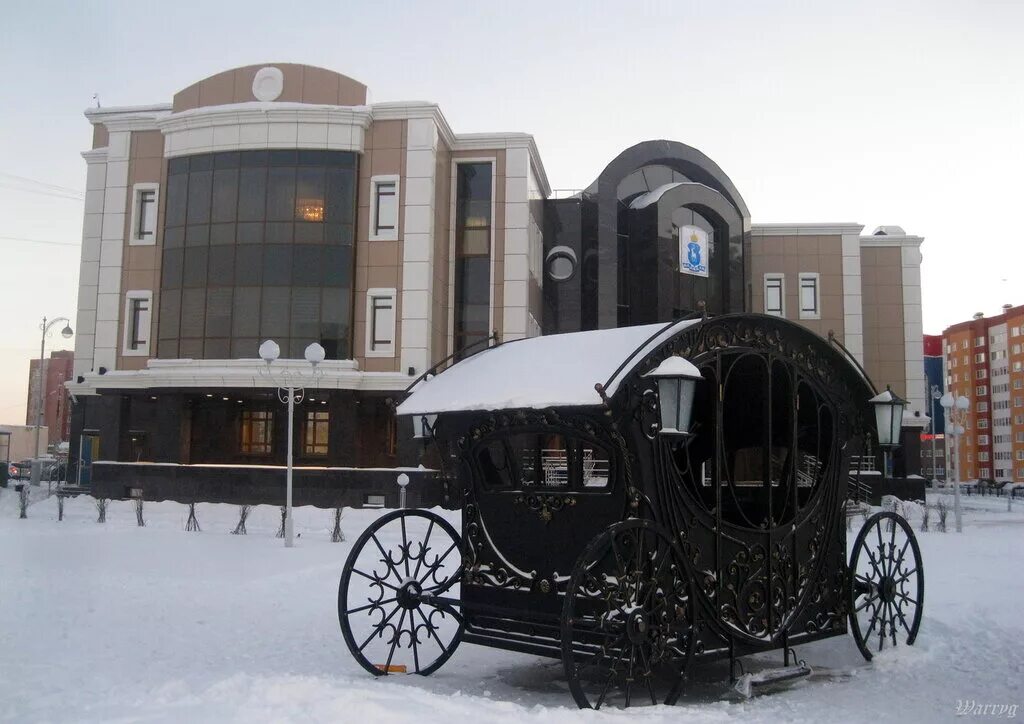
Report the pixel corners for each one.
[680,225,709,278]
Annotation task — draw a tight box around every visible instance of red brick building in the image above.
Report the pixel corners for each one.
[26,350,74,446]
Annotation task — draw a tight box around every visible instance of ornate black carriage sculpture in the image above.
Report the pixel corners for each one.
[337,314,924,708]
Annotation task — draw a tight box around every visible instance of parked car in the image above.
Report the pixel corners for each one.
[6,459,61,482]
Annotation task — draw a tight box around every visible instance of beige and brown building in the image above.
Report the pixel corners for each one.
[64,63,926,502]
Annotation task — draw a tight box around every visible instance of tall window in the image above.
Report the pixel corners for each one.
[122,291,152,355]
[798,273,820,319]
[131,184,159,245]
[159,150,357,361]
[453,162,492,356]
[370,176,399,241]
[240,410,273,454]
[366,288,395,357]
[763,274,784,316]
[302,410,329,456]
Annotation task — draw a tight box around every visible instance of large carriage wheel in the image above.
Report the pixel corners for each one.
[338,509,464,676]
[561,519,695,709]
[848,511,924,661]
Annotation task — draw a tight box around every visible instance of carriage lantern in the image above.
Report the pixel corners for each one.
[868,385,907,449]
[644,355,703,437]
[413,413,438,439]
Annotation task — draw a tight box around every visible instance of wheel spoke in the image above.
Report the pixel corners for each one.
[400,517,411,578]
[408,608,421,673]
[370,534,405,583]
[894,568,918,585]
[624,645,636,708]
[384,609,407,671]
[594,646,627,710]
[357,603,402,653]
[855,593,880,612]
[412,519,435,581]
[351,568,400,591]
[344,597,399,615]
[637,643,657,705]
[418,541,459,586]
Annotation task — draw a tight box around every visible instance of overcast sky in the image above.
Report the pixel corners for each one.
[1,0,1021,426]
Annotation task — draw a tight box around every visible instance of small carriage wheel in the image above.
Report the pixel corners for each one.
[338,509,464,677]
[848,511,924,661]
[561,519,695,710]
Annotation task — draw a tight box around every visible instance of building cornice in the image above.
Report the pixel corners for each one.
[84,104,173,132]
[65,358,414,396]
[859,235,924,248]
[751,223,865,236]
[80,148,108,163]
[157,102,374,134]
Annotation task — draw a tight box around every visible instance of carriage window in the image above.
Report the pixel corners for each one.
[579,445,611,488]
[475,433,613,491]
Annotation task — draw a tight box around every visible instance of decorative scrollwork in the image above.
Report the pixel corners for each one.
[513,492,577,522]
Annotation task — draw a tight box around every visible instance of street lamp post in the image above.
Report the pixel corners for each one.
[930,385,942,482]
[940,392,970,533]
[259,339,325,548]
[35,317,73,460]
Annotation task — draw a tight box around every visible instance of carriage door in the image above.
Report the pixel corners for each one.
[714,352,834,640]
[471,429,622,590]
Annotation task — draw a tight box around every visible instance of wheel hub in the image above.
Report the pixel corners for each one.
[879,576,896,604]
[626,611,649,644]
[396,578,423,610]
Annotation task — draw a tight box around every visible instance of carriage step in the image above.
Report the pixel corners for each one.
[734,663,812,698]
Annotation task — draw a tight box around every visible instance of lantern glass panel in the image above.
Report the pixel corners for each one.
[659,378,681,432]
[678,378,697,434]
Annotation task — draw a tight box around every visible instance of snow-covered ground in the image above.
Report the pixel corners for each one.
[1,488,1021,723]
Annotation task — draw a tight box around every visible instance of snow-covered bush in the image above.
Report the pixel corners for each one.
[134,498,145,527]
[920,505,930,532]
[331,507,345,542]
[276,506,286,539]
[231,505,251,535]
[18,486,29,519]
[185,502,200,532]
[936,498,949,532]
[95,498,108,524]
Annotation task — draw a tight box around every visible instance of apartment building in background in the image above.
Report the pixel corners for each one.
[942,304,1024,482]
[25,349,74,447]
[64,63,927,504]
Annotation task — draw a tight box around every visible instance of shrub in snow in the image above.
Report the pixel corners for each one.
[331,507,345,543]
[185,502,200,532]
[134,498,145,527]
[921,505,930,532]
[18,486,30,519]
[936,498,949,533]
[57,495,64,522]
[231,505,251,535]
[276,506,286,539]
[95,498,108,524]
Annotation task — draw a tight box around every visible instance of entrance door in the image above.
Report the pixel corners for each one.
[78,433,100,487]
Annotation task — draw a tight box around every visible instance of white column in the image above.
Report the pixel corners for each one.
[841,232,864,365]
[94,130,131,372]
[75,148,108,378]
[400,118,438,376]
[901,243,925,416]
[502,147,530,341]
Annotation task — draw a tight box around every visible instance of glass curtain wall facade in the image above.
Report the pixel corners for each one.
[159,150,357,360]
[453,162,492,355]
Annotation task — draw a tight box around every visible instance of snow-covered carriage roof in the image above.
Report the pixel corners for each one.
[396,319,701,417]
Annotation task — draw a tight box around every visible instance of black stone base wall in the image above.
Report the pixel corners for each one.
[91,462,453,509]
[869,477,928,505]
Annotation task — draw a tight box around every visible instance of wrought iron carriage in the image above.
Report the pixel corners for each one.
[337,314,924,708]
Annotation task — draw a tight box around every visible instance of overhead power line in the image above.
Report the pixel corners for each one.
[0,172,85,197]
[0,235,79,247]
